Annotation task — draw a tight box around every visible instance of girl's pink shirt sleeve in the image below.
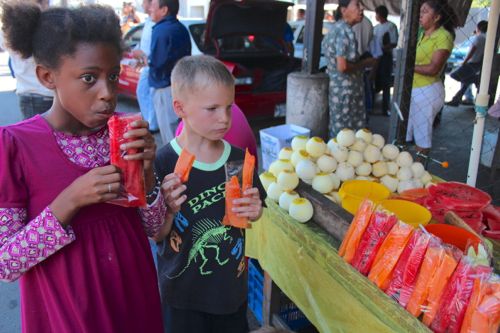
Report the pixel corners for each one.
[0,128,75,282]
[175,104,258,164]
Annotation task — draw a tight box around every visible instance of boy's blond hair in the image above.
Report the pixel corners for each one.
[171,55,235,100]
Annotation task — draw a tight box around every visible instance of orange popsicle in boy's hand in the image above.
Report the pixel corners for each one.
[174,149,195,183]
[224,176,251,229]
[242,149,255,192]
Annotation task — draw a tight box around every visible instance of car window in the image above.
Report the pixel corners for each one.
[189,23,210,52]
[190,23,284,57]
[124,25,143,50]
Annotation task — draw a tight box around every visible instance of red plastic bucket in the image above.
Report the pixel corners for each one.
[425,224,481,252]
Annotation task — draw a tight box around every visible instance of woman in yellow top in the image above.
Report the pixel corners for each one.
[406,0,457,156]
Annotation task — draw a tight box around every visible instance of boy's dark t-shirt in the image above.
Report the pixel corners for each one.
[154,139,265,315]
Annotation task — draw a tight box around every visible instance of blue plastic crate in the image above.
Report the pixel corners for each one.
[279,297,311,331]
[248,259,264,324]
[247,259,311,331]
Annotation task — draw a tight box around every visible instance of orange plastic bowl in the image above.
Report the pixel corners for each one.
[425,224,481,252]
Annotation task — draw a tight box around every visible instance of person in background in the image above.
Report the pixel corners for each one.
[352,10,375,118]
[132,0,159,133]
[153,55,265,333]
[324,10,334,22]
[175,104,258,165]
[406,0,456,158]
[322,0,376,137]
[0,0,53,120]
[121,1,141,34]
[352,13,373,57]
[284,21,295,56]
[296,8,305,20]
[149,0,191,147]
[446,20,488,107]
[0,2,165,332]
[372,5,399,115]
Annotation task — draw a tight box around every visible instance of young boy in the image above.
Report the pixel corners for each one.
[153,55,265,333]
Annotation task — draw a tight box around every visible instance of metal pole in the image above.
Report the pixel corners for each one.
[302,0,325,74]
[466,0,500,186]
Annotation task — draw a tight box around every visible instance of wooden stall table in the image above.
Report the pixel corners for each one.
[246,194,431,333]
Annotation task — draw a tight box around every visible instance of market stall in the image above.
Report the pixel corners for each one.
[246,129,500,333]
[246,199,431,332]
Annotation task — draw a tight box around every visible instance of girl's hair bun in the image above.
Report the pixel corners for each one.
[1,1,42,59]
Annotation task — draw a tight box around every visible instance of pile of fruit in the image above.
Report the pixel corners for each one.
[260,128,435,222]
[398,183,500,240]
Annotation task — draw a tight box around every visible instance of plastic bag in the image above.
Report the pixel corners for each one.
[406,236,444,317]
[487,96,500,118]
[385,228,431,307]
[351,209,398,275]
[223,176,250,228]
[368,221,414,289]
[339,199,375,263]
[460,273,500,333]
[430,259,492,333]
[225,160,244,182]
[222,149,255,229]
[107,113,146,207]
[242,149,255,192]
[422,245,461,326]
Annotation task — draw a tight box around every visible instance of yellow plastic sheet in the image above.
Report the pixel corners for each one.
[246,199,430,333]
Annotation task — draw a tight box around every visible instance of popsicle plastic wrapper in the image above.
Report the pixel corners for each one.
[242,149,255,192]
[368,221,414,290]
[351,209,398,275]
[107,113,146,207]
[430,259,493,333]
[460,273,500,333]
[223,149,255,229]
[422,245,461,326]
[405,236,444,317]
[385,228,431,307]
[339,199,375,263]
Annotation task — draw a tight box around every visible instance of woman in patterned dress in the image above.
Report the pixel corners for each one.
[0,3,164,332]
[322,0,376,138]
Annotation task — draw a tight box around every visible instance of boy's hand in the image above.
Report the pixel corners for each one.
[232,187,263,221]
[161,173,187,214]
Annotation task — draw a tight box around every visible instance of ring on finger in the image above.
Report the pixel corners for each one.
[108,184,112,193]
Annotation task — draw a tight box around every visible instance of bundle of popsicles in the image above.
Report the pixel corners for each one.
[339,200,500,333]
[223,149,255,229]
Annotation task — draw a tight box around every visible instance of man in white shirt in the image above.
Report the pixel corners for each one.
[446,21,487,106]
[372,5,398,115]
[352,14,373,57]
[0,0,53,120]
[132,0,159,132]
[353,13,375,118]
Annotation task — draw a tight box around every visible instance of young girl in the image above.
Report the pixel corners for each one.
[0,3,164,332]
